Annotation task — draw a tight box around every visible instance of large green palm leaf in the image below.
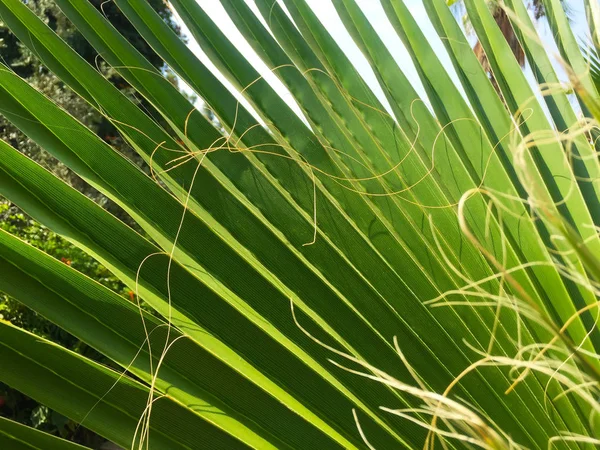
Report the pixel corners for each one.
[0,0,599,448]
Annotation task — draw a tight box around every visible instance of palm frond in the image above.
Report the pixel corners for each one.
[0,0,598,448]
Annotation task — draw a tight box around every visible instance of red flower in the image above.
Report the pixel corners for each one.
[128,290,135,302]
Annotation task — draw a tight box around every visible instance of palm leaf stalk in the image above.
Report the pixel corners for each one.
[0,0,599,448]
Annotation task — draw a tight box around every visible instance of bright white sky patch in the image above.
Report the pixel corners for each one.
[176,0,454,121]
[173,0,590,123]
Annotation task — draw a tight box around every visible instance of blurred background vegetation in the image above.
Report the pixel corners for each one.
[0,1,183,446]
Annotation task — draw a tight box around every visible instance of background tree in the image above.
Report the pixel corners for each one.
[452,0,568,88]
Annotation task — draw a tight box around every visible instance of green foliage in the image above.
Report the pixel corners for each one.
[0,199,127,444]
[0,202,125,294]
[0,1,181,442]
[0,0,599,449]
[0,0,179,204]
[0,200,128,333]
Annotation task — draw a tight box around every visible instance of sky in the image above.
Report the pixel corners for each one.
[175,0,455,119]
[174,0,591,121]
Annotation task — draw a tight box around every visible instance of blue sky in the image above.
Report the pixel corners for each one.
[177,0,591,120]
